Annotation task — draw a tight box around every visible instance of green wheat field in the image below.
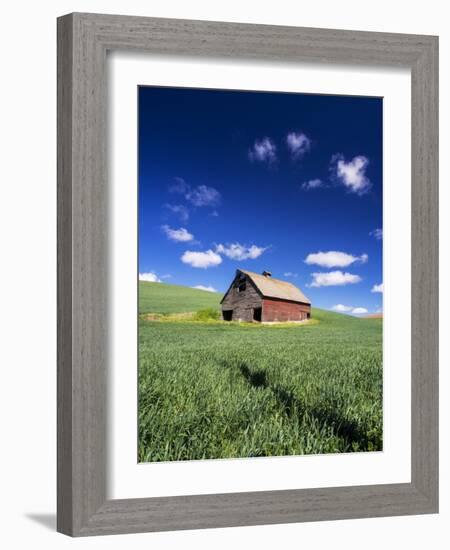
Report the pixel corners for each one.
[138,281,383,463]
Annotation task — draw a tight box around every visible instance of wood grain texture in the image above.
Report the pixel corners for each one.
[410,36,439,507]
[57,12,439,536]
[57,13,74,535]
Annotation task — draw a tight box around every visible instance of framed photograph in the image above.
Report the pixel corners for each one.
[57,13,438,536]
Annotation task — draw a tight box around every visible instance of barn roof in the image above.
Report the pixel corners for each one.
[239,269,311,304]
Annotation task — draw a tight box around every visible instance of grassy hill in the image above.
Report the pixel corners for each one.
[139,281,223,314]
[138,280,373,325]
[138,280,383,462]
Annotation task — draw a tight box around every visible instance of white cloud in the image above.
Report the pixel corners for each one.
[139,272,162,283]
[248,137,277,164]
[371,283,384,293]
[160,274,172,279]
[332,304,369,315]
[370,228,383,240]
[169,176,190,194]
[187,185,221,207]
[216,242,268,261]
[161,225,194,242]
[164,203,189,223]
[301,178,323,190]
[193,285,217,293]
[309,271,362,287]
[169,178,221,208]
[286,132,311,160]
[352,307,369,315]
[305,251,368,268]
[181,249,222,269]
[284,272,298,278]
[331,154,371,195]
[332,304,353,312]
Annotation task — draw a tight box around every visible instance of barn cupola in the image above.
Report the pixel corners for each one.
[262,270,272,277]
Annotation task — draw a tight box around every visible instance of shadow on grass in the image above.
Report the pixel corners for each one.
[238,363,268,389]
[223,360,374,452]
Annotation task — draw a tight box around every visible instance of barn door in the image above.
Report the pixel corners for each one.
[223,310,233,321]
[253,307,262,322]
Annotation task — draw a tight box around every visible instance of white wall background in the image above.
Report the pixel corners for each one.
[0,1,447,548]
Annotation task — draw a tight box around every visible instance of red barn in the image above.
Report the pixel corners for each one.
[221,269,311,322]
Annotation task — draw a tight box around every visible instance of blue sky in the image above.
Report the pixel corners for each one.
[138,86,383,315]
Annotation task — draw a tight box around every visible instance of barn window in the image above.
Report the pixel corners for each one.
[307,312,311,319]
[238,281,246,292]
[235,273,246,292]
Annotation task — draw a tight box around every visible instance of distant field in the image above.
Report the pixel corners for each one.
[138,282,383,462]
[139,281,222,314]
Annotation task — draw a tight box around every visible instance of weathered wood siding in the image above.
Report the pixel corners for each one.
[221,272,311,322]
[221,275,262,322]
[262,298,311,322]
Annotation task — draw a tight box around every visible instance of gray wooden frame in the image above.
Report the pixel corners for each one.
[57,12,438,537]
